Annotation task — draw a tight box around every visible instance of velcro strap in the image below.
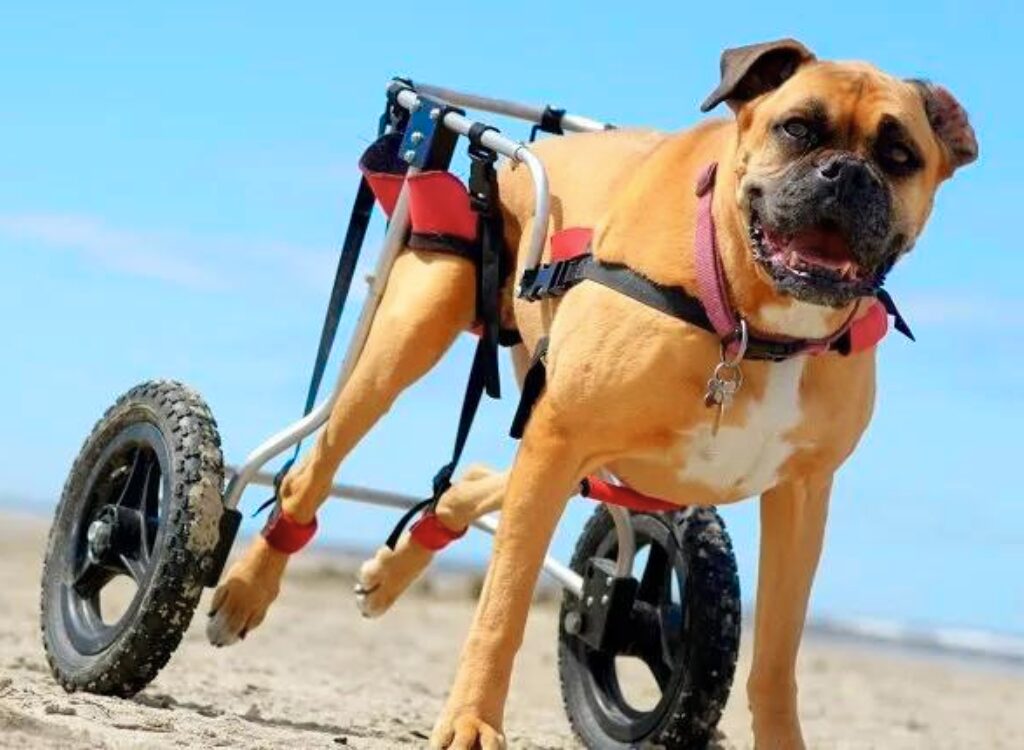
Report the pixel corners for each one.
[261,506,317,554]
[409,510,467,551]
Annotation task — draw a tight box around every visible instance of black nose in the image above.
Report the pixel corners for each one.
[819,156,844,180]
[809,152,891,261]
[816,153,877,192]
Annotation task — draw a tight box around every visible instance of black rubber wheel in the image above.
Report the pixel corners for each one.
[558,506,741,749]
[41,380,225,697]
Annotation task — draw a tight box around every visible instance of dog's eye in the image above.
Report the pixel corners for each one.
[886,144,912,164]
[782,118,812,140]
[877,141,921,174]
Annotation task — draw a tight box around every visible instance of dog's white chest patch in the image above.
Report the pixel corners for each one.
[678,358,806,498]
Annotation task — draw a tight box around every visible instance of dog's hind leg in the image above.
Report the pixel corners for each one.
[354,341,531,618]
[207,249,478,646]
[355,464,509,617]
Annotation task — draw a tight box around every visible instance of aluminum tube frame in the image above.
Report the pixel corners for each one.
[225,86,552,510]
[393,88,549,272]
[222,82,635,599]
[408,82,610,134]
[234,468,586,597]
[223,171,419,510]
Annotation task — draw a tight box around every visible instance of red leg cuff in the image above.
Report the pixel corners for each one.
[262,506,317,554]
[409,510,466,551]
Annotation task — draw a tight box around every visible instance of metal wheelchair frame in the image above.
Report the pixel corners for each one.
[223,80,641,597]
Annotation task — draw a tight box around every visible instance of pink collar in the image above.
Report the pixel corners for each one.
[693,163,859,359]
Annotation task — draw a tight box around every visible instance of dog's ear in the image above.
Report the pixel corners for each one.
[910,80,978,172]
[701,38,816,113]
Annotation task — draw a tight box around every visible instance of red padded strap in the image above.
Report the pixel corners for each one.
[361,169,404,217]
[407,172,478,241]
[848,300,889,352]
[551,227,594,261]
[261,507,317,554]
[582,476,678,513]
[409,510,467,551]
[360,168,480,244]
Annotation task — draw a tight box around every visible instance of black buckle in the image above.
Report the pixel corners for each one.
[467,124,500,214]
[517,255,590,302]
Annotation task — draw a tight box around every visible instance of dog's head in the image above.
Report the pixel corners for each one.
[703,39,977,307]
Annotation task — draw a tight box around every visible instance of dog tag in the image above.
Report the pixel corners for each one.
[704,362,742,436]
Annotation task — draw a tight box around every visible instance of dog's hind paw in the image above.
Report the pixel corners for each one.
[205,536,285,646]
[354,542,434,618]
[205,609,242,647]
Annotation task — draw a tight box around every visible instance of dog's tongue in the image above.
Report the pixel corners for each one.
[787,227,852,267]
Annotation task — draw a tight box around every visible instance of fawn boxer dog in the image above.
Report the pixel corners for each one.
[207,39,976,748]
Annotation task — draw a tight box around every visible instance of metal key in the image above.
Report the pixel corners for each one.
[705,362,742,435]
[703,319,749,436]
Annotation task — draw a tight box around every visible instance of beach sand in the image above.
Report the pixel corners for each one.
[2,511,1021,749]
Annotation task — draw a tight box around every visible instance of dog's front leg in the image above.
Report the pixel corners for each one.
[430,403,583,749]
[748,475,832,750]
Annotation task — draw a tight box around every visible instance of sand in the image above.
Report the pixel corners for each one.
[1,511,1022,749]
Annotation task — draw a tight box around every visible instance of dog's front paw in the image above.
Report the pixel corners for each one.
[354,542,433,618]
[429,713,505,750]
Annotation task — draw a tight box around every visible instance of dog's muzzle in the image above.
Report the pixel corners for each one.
[747,153,898,307]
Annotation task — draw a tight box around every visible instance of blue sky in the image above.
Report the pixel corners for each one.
[2,2,1021,635]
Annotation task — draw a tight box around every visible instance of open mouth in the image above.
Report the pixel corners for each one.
[748,212,880,304]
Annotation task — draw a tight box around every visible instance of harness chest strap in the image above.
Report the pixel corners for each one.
[519,168,913,360]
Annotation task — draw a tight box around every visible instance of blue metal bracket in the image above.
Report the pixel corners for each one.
[396,90,462,171]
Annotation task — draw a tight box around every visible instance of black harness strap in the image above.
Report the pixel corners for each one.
[509,251,916,437]
[468,123,504,400]
[257,94,406,516]
[581,261,713,331]
[255,168,383,516]
[510,337,549,439]
[384,338,491,549]
[519,252,913,363]
[877,288,915,341]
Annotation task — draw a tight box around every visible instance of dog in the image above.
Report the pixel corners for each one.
[207,39,977,749]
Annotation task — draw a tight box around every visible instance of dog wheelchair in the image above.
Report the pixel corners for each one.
[40,80,741,749]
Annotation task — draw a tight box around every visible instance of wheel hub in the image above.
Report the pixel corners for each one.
[86,509,116,563]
